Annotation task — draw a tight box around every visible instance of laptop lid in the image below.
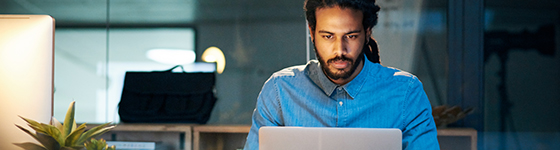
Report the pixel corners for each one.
[259,127,402,150]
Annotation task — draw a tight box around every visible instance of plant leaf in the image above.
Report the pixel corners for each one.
[15,124,59,149]
[65,123,87,147]
[36,132,61,150]
[15,124,39,140]
[20,116,47,134]
[88,125,115,139]
[62,101,76,138]
[72,120,77,133]
[84,138,101,150]
[16,125,60,150]
[76,123,114,144]
[60,146,79,150]
[62,102,75,134]
[85,138,110,150]
[107,145,116,150]
[17,120,61,150]
[14,142,48,150]
[43,124,65,147]
[51,117,63,132]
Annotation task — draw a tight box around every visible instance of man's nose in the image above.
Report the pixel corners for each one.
[333,37,347,56]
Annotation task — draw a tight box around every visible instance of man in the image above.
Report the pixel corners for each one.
[244,0,439,149]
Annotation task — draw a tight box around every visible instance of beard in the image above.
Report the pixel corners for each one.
[315,44,365,80]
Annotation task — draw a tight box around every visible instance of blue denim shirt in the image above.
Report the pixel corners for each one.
[244,59,439,150]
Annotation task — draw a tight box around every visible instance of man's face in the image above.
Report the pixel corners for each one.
[311,6,370,85]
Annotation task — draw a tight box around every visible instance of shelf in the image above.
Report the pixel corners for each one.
[193,125,251,150]
[438,128,477,150]
[87,123,194,150]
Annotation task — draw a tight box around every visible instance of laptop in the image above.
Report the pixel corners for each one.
[259,127,402,150]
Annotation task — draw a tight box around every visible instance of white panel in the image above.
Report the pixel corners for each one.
[0,15,54,149]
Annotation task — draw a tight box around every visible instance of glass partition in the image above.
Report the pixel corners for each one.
[54,27,196,123]
[54,28,108,123]
[0,0,110,123]
[4,0,450,125]
[106,28,196,123]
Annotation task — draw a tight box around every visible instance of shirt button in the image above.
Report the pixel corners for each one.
[337,87,342,91]
[339,101,343,106]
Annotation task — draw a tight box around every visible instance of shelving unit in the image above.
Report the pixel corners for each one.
[438,128,477,150]
[193,125,251,150]
[89,123,194,150]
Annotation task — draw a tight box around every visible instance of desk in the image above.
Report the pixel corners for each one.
[90,124,476,150]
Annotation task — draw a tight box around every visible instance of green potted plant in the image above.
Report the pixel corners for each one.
[14,101,116,150]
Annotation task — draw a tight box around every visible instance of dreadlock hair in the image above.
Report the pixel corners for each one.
[304,0,380,32]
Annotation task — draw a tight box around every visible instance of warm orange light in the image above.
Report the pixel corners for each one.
[202,46,226,74]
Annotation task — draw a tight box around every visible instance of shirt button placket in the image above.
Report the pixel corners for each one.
[337,87,344,107]
[336,86,344,126]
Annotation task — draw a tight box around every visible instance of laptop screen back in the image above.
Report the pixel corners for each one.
[259,127,402,150]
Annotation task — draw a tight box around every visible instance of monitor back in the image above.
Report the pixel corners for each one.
[0,15,54,149]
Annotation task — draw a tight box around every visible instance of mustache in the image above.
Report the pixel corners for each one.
[327,55,352,63]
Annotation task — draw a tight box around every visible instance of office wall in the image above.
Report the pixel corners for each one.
[483,8,560,132]
[196,20,308,124]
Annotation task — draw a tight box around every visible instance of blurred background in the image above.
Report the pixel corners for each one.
[1,0,559,149]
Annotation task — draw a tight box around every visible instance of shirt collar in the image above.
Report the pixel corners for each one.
[306,57,373,99]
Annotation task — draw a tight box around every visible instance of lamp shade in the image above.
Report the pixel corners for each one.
[202,46,226,74]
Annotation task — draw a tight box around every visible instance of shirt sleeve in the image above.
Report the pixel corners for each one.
[244,76,283,150]
[402,78,440,150]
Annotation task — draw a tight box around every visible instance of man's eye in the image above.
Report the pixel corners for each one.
[323,35,333,39]
[347,35,358,39]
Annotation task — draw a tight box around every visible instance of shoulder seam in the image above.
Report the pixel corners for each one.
[272,76,284,125]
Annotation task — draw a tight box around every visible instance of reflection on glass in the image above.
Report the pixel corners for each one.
[146,49,196,65]
[54,28,107,123]
[375,0,448,107]
[54,28,195,123]
[483,0,560,149]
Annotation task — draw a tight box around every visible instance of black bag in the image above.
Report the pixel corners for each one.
[118,65,217,124]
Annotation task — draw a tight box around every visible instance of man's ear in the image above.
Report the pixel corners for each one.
[308,25,315,42]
